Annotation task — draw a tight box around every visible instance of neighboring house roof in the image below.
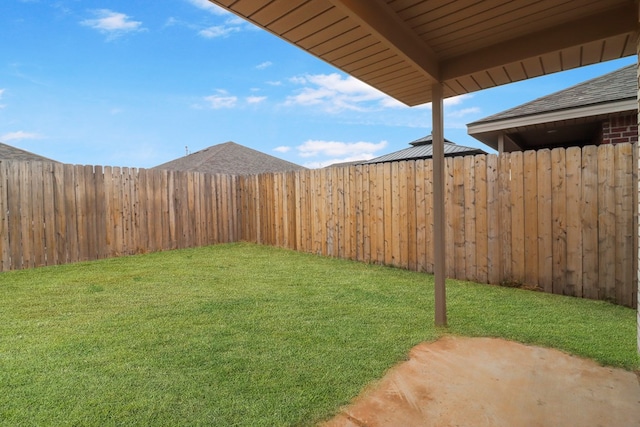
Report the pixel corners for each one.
[153,141,306,176]
[467,64,637,151]
[364,135,485,165]
[0,142,59,163]
[324,160,363,169]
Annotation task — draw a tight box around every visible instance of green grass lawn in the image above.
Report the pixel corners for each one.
[0,243,637,426]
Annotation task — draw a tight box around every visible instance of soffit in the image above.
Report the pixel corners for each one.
[209,0,638,106]
[469,105,637,151]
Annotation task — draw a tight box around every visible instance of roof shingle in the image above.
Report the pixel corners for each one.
[469,64,636,125]
[153,141,306,176]
[0,143,59,163]
[365,135,485,164]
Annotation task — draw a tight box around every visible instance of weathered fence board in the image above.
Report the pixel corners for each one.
[486,154,500,284]
[566,147,583,297]
[523,151,538,287]
[598,145,616,301]
[581,146,599,299]
[0,163,9,270]
[510,151,525,285]
[0,143,637,308]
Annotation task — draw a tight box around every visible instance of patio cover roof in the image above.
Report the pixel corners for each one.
[207,0,639,334]
[208,0,637,106]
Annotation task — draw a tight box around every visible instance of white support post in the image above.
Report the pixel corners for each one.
[432,82,447,327]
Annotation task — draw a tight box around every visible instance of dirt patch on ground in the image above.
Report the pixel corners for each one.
[321,336,640,427]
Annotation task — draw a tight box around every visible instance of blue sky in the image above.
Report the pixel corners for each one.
[1,0,636,169]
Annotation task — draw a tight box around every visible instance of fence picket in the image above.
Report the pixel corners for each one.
[445,157,455,278]
[486,155,500,284]
[424,160,434,274]
[537,149,553,292]
[0,162,9,270]
[615,143,634,306]
[463,156,477,281]
[31,162,45,267]
[7,163,21,269]
[94,166,107,259]
[566,147,583,297]
[382,162,392,265]
[551,148,567,295]
[373,163,384,263]
[475,155,488,284]
[20,162,34,268]
[523,151,538,287]
[581,146,599,299]
[415,160,427,272]
[510,151,525,285]
[598,145,616,301]
[406,161,418,271]
[498,154,512,281]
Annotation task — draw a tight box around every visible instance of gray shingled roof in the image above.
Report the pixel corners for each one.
[0,142,59,163]
[469,64,636,125]
[365,135,485,164]
[153,141,306,176]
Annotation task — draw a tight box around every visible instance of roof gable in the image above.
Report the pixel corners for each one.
[153,141,306,175]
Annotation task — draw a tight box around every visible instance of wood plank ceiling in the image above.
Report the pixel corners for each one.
[208,0,638,106]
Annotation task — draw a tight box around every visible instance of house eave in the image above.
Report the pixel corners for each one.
[467,98,638,150]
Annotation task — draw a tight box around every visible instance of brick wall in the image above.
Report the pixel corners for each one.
[601,113,638,144]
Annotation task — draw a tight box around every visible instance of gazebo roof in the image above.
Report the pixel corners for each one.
[208,0,636,106]
[365,135,485,164]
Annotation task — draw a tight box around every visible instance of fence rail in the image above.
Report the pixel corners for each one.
[0,143,637,307]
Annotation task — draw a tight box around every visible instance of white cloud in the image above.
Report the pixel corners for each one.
[246,96,266,104]
[297,139,387,160]
[417,94,474,110]
[267,80,282,86]
[165,17,179,27]
[0,131,43,142]
[81,9,143,39]
[444,94,472,107]
[273,146,291,153]
[186,0,230,15]
[379,97,408,109]
[0,89,5,109]
[256,61,273,70]
[204,90,237,109]
[286,73,396,113]
[447,107,481,118]
[187,0,249,38]
[199,25,240,38]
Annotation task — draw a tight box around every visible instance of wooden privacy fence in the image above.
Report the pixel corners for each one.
[238,143,638,308]
[0,143,637,307]
[0,162,239,270]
